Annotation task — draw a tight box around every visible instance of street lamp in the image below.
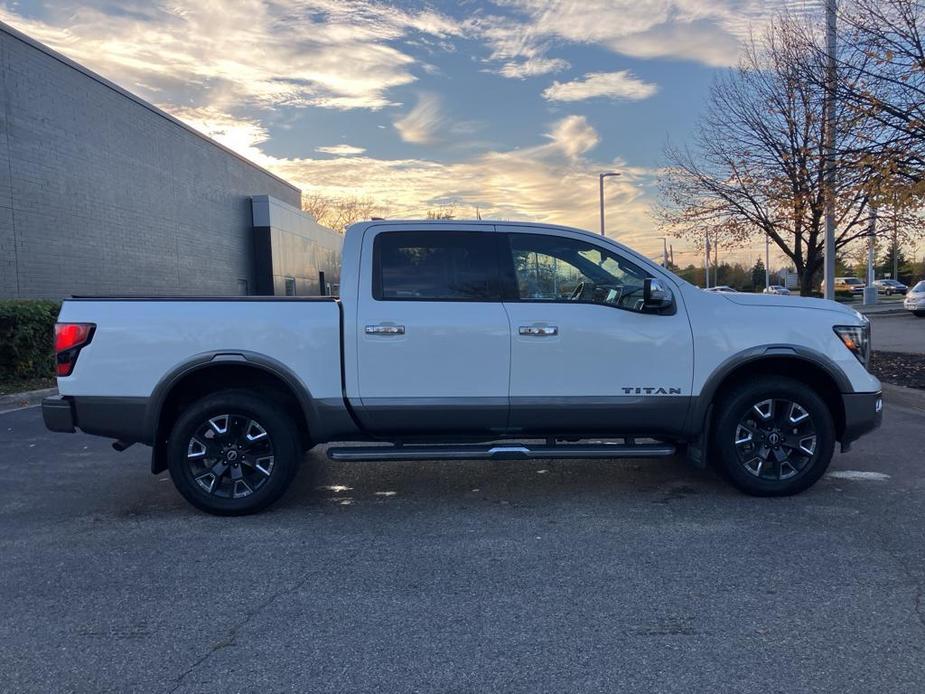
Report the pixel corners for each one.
[658,236,669,267]
[765,232,770,291]
[599,172,621,236]
[823,0,837,299]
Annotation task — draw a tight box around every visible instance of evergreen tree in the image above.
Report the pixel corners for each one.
[751,258,766,290]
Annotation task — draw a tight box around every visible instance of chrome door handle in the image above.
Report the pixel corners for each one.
[519,325,558,337]
[365,324,405,335]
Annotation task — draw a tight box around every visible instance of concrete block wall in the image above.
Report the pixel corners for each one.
[0,22,301,299]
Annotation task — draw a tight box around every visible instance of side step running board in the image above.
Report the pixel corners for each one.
[327,442,676,462]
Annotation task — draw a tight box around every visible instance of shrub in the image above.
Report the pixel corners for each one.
[0,300,61,381]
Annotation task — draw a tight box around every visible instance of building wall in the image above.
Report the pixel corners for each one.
[0,22,302,299]
[251,196,343,297]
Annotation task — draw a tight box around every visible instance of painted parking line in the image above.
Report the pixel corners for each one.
[826,470,891,481]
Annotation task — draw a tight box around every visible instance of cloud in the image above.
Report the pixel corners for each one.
[543,115,600,158]
[394,93,445,145]
[498,57,570,79]
[611,20,743,68]
[0,1,464,111]
[482,0,806,74]
[542,70,658,102]
[178,109,658,255]
[316,144,367,156]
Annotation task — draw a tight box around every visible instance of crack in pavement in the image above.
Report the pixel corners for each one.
[871,517,925,635]
[883,545,925,634]
[166,574,311,693]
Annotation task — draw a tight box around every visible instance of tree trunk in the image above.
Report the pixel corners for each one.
[799,266,816,296]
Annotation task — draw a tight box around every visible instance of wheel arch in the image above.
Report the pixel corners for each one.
[147,352,318,474]
[691,347,850,443]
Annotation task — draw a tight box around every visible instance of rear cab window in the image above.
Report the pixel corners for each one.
[372,231,501,301]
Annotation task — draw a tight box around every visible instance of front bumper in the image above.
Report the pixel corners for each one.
[42,396,76,433]
[841,390,882,449]
[904,298,925,311]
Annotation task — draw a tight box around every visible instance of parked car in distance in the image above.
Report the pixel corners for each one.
[821,277,865,296]
[42,220,882,515]
[704,285,737,293]
[763,285,791,295]
[904,280,925,317]
[873,279,908,295]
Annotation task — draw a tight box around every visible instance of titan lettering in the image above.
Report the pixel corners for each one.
[621,387,682,395]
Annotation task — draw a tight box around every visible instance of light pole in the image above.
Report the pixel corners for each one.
[765,232,770,291]
[599,172,621,236]
[659,237,669,267]
[704,229,711,288]
[823,0,837,299]
[864,206,878,305]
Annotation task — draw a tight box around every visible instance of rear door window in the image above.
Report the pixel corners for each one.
[372,231,501,301]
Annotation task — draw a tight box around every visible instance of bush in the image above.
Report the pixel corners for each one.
[0,300,61,381]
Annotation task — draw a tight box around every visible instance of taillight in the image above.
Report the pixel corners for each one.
[54,323,95,376]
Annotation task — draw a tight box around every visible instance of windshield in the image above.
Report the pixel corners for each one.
[843,278,863,285]
[913,281,925,292]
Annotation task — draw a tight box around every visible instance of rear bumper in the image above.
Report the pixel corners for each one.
[42,396,76,433]
[841,391,882,448]
[42,395,150,442]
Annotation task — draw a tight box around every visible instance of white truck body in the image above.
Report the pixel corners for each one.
[44,220,883,512]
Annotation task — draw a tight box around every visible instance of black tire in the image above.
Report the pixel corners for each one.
[914,311,925,318]
[712,376,835,497]
[167,389,302,515]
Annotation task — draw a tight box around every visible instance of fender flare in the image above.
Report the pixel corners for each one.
[686,344,851,437]
[145,350,319,447]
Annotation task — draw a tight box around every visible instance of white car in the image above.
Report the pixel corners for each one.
[43,220,882,514]
[764,285,791,295]
[904,280,925,317]
[704,285,737,293]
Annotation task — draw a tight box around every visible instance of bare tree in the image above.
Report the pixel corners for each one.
[835,0,925,203]
[301,193,386,233]
[425,205,457,220]
[658,17,922,295]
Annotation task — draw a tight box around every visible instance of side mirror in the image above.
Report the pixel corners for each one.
[643,277,674,311]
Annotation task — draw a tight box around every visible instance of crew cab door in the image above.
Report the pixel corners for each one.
[498,227,694,437]
[353,226,511,436]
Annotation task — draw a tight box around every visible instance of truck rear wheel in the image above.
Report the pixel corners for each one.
[167,389,301,515]
[712,376,835,496]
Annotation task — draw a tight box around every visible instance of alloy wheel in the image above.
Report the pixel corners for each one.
[733,398,817,481]
[186,414,275,498]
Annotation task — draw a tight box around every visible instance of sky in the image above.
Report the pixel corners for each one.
[0,0,822,266]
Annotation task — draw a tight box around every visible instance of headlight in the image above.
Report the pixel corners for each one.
[834,324,870,367]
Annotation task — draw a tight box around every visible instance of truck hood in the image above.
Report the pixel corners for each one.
[720,292,863,319]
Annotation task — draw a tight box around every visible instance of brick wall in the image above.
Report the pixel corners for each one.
[0,23,302,299]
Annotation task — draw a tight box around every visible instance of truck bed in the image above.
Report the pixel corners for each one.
[57,297,344,402]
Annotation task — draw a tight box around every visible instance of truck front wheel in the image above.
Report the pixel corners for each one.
[712,376,835,496]
[166,389,301,515]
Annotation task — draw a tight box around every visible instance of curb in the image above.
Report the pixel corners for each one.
[882,382,925,413]
[857,306,908,316]
[0,387,57,414]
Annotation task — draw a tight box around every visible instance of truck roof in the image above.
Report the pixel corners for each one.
[346,218,604,242]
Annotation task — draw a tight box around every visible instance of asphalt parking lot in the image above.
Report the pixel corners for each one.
[1,400,924,693]
[870,311,925,353]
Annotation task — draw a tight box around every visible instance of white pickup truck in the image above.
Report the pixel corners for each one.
[43,220,882,514]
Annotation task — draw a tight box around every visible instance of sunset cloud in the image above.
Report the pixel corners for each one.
[0,1,463,111]
[542,71,658,102]
[394,93,446,145]
[316,144,367,156]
